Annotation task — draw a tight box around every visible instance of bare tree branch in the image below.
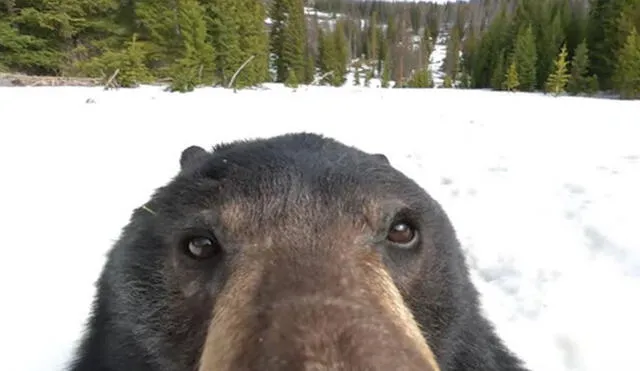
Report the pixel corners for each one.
[228,55,256,90]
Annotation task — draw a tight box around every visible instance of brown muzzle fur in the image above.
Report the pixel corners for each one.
[197,237,441,371]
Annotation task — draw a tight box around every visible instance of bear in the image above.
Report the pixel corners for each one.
[68,132,529,371]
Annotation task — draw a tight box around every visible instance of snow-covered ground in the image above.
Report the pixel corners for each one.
[430,30,448,86]
[1,84,639,371]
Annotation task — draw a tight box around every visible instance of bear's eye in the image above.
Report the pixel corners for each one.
[386,221,418,247]
[185,236,219,260]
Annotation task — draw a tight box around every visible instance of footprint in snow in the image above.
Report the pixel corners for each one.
[563,183,586,195]
[440,177,454,186]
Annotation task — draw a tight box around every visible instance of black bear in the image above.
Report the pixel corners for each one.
[68,132,529,371]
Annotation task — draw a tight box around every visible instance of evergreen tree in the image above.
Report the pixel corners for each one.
[134,0,185,70]
[545,44,570,95]
[407,67,433,88]
[613,26,640,99]
[234,0,270,88]
[535,6,565,89]
[421,27,434,69]
[443,74,453,88]
[318,28,336,85]
[364,69,372,87]
[204,0,242,86]
[588,0,631,90]
[490,50,506,91]
[304,49,316,84]
[0,0,122,75]
[513,24,537,91]
[168,57,201,92]
[367,11,379,63]
[376,16,393,77]
[564,0,589,61]
[284,68,299,88]
[270,0,306,83]
[442,27,461,82]
[381,49,391,88]
[268,0,287,81]
[284,0,307,82]
[172,0,215,88]
[567,38,591,95]
[79,33,153,88]
[504,60,520,92]
[471,5,510,88]
[460,26,477,85]
[333,19,349,86]
[459,70,470,88]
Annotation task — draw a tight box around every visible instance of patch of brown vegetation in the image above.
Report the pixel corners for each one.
[0,73,102,87]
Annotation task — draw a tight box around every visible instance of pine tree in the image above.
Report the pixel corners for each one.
[318,28,336,85]
[504,60,520,92]
[567,39,591,95]
[1,0,122,75]
[381,49,391,88]
[168,57,201,92]
[134,0,185,70]
[443,74,453,88]
[364,69,373,87]
[442,27,461,83]
[331,19,348,86]
[168,0,215,91]
[460,26,477,85]
[459,70,471,88]
[545,44,570,96]
[514,24,537,91]
[117,35,154,87]
[613,26,640,99]
[588,0,631,90]
[421,27,434,69]
[304,49,315,84]
[284,68,299,88]
[407,67,433,88]
[471,5,510,89]
[80,33,153,88]
[270,0,306,83]
[367,11,379,63]
[354,61,361,86]
[203,0,242,86]
[490,50,506,91]
[234,0,270,88]
[535,8,565,89]
[268,0,287,81]
[317,19,347,87]
[284,0,307,82]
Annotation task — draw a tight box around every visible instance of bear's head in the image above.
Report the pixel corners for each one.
[69,133,528,371]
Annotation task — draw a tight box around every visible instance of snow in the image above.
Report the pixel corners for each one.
[1,83,639,371]
[430,31,448,86]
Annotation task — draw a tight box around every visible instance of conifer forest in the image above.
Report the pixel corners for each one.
[1,0,639,99]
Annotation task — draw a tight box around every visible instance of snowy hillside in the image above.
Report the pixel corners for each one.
[0,84,639,371]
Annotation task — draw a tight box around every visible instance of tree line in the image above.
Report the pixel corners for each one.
[1,0,639,98]
[457,0,640,99]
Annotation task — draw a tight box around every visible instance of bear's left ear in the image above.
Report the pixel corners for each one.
[372,153,390,165]
[180,145,208,170]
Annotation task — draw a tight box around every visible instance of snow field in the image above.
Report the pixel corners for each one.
[0,83,639,371]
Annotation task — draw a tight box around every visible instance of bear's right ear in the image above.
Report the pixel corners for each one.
[180,145,208,170]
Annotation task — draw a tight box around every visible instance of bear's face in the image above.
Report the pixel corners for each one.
[74,133,518,371]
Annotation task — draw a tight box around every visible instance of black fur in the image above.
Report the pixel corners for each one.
[68,132,529,371]
[179,145,208,169]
